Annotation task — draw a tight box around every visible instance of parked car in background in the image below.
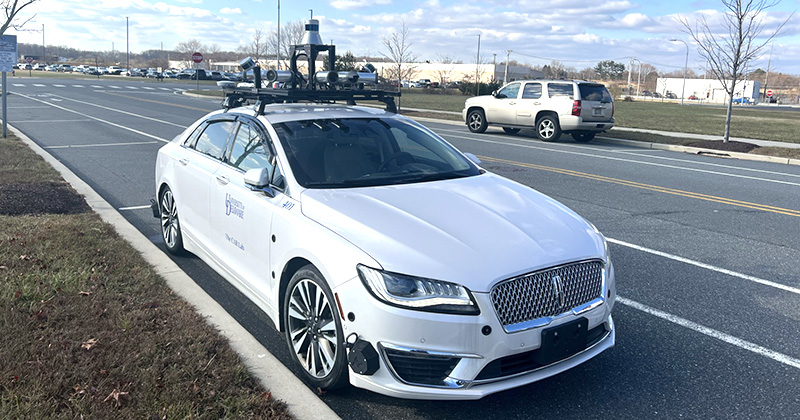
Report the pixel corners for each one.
[222,72,242,81]
[688,95,699,100]
[732,97,751,104]
[665,92,678,99]
[417,78,432,88]
[107,66,122,75]
[652,92,662,98]
[464,79,615,142]
[209,71,224,81]
[641,90,652,97]
[58,64,73,72]
[446,81,463,89]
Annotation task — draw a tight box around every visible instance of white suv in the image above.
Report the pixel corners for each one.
[463,80,615,142]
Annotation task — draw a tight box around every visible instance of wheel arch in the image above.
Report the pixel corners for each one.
[467,106,487,121]
[278,257,315,332]
[535,110,559,125]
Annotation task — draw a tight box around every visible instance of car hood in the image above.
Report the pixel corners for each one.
[300,173,605,292]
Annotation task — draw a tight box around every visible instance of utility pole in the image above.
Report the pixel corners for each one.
[763,43,773,103]
[41,24,45,64]
[475,34,480,96]
[627,57,633,96]
[277,0,281,70]
[504,49,511,85]
[492,53,496,81]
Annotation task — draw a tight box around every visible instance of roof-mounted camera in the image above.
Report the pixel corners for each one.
[223,19,398,114]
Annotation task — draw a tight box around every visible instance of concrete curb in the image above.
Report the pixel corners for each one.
[595,136,800,167]
[10,125,340,420]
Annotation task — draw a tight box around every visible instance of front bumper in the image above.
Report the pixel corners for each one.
[333,263,616,400]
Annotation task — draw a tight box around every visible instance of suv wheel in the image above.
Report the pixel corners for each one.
[571,132,596,143]
[536,115,561,142]
[502,127,521,135]
[467,109,488,133]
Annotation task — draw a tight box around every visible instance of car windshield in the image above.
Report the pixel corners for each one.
[273,117,481,188]
[579,84,612,102]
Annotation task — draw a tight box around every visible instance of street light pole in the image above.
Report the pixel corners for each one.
[126,17,129,75]
[475,34,480,96]
[670,38,688,105]
[41,24,45,64]
[277,0,281,69]
[633,58,641,96]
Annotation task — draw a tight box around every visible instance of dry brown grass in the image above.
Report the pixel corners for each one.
[0,135,292,419]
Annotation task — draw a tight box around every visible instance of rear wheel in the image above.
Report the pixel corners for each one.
[467,109,488,133]
[502,127,521,135]
[159,186,184,255]
[536,115,561,142]
[283,265,348,391]
[571,132,596,143]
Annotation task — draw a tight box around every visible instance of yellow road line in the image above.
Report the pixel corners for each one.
[479,155,800,218]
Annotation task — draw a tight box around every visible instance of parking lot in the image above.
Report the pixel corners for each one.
[5,76,800,419]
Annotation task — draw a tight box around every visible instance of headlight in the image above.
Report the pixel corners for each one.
[357,265,480,315]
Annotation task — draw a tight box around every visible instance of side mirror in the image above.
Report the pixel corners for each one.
[464,153,481,165]
[491,90,498,97]
[244,168,276,197]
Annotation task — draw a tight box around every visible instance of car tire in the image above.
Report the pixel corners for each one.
[536,115,561,142]
[283,265,349,391]
[502,127,521,135]
[159,186,185,255]
[571,132,596,143]
[467,109,488,133]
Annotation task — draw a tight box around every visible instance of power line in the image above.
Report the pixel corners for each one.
[511,50,630,64]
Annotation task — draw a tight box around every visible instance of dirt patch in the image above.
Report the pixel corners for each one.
[684,140,760,154]
[0,182,90,215]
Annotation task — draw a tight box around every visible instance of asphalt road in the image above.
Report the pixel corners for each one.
[5,76,800,419]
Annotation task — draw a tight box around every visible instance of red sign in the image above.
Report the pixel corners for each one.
[191,52,203,63]
[766,90,773,97]
[25,57,32,63]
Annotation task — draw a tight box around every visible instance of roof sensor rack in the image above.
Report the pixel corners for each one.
[223,19,399,114]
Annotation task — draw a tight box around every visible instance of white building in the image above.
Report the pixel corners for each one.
[656,77,762,103]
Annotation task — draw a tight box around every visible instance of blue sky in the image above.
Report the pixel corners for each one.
[11,0,800,74]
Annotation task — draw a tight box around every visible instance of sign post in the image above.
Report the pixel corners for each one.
[0,35,18,138]
[192,52,203,93]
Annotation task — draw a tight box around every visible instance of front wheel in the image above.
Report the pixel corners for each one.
[284,265,348,391]
[159,186,184,255]
[467,109,488,133]
[571,132,596,143]
[536,115,562,142]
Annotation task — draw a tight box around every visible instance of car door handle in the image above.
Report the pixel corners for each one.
[178,158,189,166]
[533,102,541,105]
[215,175,229,185]
[509,101,516,105]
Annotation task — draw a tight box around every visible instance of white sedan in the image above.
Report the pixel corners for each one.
[153,101,616,399]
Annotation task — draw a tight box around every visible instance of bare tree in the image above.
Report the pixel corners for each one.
[269,20,304,69]
[679,0,792,142]
[433,53,456,88]
[238,28,268,64]
[381,20,418,102]
[0,0,38,37]
[175,39,205,69]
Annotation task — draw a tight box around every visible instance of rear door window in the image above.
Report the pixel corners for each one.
[547,83,574,99]
[522,83,542,99]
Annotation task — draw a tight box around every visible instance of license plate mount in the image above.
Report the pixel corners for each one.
[593,108,603,116]
[535,317,588,366]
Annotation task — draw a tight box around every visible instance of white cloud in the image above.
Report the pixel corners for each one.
[331,0,392,10]
[220,7,242,14]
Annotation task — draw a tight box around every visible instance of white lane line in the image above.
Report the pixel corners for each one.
[618,296,800,370]
[109,85,121,89]
[9,106,50,109]
[12,92,171,143]
[12,83,25,86]
[72,85,85,88]
[125,86,139,89]
[436,129,800,187]
[608,237,800,296]
[44,140,159,149]
[143,87,155,90]
[119,204,152,211]
[53,84,66,87]
[14,119,93,123]
[91,85,102,88]
[47,93,188,129]
[33,84,45,87]
[158,87,170,91]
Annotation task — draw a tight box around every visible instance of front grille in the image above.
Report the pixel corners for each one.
[491,260,603,328]
[384,348,460,386]
[475,323,608,381]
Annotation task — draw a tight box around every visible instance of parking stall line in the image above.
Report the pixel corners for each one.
[14,119,93,123]
[119,204,153,211]
[44,140,159,149]
[43,93,191,128]
[12,92,171,143]
[618,296,800,370]
[608,238,800,295]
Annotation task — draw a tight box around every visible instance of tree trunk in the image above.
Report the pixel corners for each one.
[724,98,733,143]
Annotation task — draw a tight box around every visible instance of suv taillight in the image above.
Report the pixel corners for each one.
[572,100,581,116]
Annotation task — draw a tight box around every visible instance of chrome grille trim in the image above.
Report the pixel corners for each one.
[491,260,605,333]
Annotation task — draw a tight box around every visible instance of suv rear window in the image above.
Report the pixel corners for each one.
[579,84,612,102]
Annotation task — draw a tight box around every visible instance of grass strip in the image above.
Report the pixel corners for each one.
[0,135,292,419]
